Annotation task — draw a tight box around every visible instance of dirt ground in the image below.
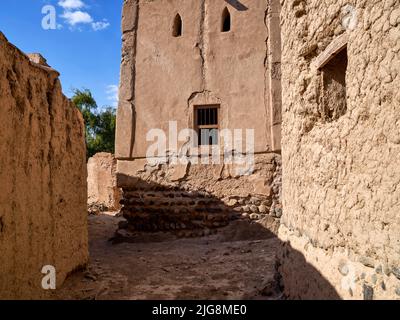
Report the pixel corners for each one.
[54,213,281,300]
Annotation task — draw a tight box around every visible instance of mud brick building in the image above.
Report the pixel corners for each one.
[115,0,283,234]
[0,33,88,299]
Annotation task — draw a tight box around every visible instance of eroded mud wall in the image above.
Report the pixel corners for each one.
[0,33,88,299]
[87,153,121,213]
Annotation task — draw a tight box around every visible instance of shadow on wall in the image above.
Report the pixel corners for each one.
[277,241,342,300]
[116,173,341,299]
[224,0,249,11]
[117,173,244,235]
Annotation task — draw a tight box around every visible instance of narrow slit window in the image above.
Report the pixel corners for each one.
[195,106,219,146]
[172,14,182,37]
[221,8,231,32]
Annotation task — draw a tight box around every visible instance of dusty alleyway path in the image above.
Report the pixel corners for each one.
[55,214,280,300]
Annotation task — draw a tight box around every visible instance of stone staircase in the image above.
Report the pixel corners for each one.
[120,188,240,233]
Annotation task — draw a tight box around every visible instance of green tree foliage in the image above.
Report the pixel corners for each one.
[71,88,116,159]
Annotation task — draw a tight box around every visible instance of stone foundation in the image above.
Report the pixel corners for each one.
[87,152,122,214]
[117,153,282,235]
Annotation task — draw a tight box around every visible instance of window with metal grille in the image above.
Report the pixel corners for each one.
[195,106,219,146]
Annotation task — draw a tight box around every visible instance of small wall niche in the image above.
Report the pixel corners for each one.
[320,46,348,121]
[172,14,182,37]
[221,8,231,32]
[194,105,220,146]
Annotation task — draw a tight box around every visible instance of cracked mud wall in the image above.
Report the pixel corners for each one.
[278,0,400,299]
[0,33,88,299]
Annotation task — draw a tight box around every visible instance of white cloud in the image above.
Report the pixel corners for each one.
[61,10,93,26]
[57,0,109,31]
[106,85,119,106]
[92,21,110,31]
[58,0,85,10]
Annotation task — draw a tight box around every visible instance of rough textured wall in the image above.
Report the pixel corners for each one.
[278,0,400,299]
[115,0,283,234]
[88,153,121,213]
[0,33,88,299]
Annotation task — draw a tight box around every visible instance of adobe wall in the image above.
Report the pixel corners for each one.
[278,0,400,299]
[117,153,282,235]
[87,153,122,213]
[0,33,88,299]
[115,0,283,234]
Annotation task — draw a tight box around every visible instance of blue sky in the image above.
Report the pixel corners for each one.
[0,0,123,109]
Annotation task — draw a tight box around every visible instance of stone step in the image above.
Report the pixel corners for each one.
[120,197,221,206]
